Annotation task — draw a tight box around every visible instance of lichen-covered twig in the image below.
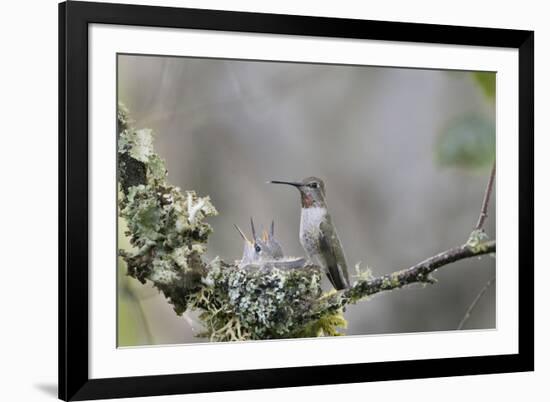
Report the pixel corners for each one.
[314,241,496,317]
[454,160,496,329]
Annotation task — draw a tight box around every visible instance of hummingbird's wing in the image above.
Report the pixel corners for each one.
[318,220,350,290]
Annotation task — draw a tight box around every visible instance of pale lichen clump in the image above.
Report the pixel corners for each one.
[466,229,490,253]
[118,103,218,314]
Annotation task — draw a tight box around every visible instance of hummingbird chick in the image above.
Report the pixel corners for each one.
[269,177,351,290]
[234,218,306,269]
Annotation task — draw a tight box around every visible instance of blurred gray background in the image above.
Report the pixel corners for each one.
[117,54,496,346]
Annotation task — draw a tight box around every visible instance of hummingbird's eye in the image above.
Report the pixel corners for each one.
[254,244,261,253]
[310,182,318,188]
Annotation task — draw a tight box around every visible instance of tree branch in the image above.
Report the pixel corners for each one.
[316,240,496,316]
[474,161,496,231]
[457,276,495,330]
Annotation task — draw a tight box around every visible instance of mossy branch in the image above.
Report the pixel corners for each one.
[117,103,496,342]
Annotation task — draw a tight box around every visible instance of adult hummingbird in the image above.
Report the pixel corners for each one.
[269,177,350,290]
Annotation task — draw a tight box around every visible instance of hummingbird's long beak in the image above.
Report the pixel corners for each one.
[269,180,302,187]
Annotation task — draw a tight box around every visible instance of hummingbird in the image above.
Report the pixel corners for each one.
[269,177,350,290]
[234,218,305,269]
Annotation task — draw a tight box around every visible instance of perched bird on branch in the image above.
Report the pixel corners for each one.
[270,177,350,290]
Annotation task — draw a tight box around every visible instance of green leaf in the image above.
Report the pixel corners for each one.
[472,72,496,101]
[436,114,495,170]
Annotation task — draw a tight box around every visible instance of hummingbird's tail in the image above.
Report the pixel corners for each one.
[326,264,350,290]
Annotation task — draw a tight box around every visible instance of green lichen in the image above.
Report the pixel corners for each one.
[386,272,401,288]
[466,229,490,253]
[292,310,348,337]
[354,261,374,281]
[381,277,392,290]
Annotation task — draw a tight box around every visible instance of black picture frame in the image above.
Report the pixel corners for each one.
[59,1,534,400]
